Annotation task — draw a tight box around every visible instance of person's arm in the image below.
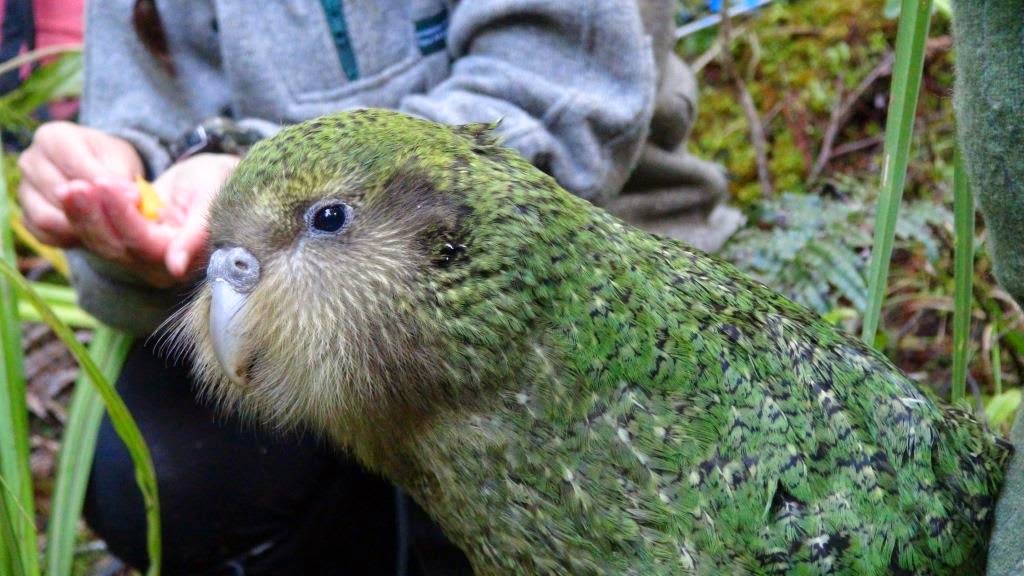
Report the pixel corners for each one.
[79,0,225,175]
[955,1,1024,574]
[953,0,1024,309]
[400,0,656,202]
[68,0,227,335]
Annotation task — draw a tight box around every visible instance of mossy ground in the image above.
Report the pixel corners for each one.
[684,0,1022,429]
[682,0,955,205]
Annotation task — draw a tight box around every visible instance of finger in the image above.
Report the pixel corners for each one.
[37,127,110,181]
[94,177,174,263]
[151,169,186,222]
[95,143,144,179]
[17,183,78,246]
[61,180,126,260]
[54,146,105,179]
[18,152,69,205]
[165,211,210,278]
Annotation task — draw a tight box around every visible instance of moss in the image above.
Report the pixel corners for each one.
[681,0,956,207]
[768,130,807,192]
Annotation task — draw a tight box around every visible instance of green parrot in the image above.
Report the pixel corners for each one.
[170,109,1010,575]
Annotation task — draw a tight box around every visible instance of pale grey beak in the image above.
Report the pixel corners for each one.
[207,247,260,385]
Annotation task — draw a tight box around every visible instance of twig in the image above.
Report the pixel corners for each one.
[892,308,925,345]
[718,0,773,198]
[981,322,996,390]
[809,36,953,183]
[692,22,749,74]
[830,135,885,160]
[0,43,82,77]
[968,373,985,420]
[736,70,774,198]
[782,93,814,169]
[762,101,784,130]
[809,52,895,183]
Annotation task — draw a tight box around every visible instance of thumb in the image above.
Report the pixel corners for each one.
[165,209,210,278]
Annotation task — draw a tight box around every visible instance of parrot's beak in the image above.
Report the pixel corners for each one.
[207,247,261,386]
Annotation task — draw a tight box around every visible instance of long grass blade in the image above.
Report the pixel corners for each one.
[0,262,161,575]
[861,0,934,345]
[0,139,39,576]
[0,482,25,576]
[950,149,974,403]
[46,327,132,576]
[16,283,97,329]
[24,282,77,306]
[0,52,83,130]
[0,44,81,78]
[8,215,70,278]
[17,301,98,329]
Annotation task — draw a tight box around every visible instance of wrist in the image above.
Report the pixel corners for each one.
[169,117,269,163]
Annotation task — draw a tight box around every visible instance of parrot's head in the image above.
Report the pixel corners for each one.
[168,109,583,446]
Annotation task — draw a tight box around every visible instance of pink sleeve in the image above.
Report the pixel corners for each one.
[30,0,85,118]
[32,0,84,47]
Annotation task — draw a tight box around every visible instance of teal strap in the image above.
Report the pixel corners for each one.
[320,0,360,81]
[415,8,448,55]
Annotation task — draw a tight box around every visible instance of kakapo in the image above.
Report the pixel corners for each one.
[169,109,1010,575]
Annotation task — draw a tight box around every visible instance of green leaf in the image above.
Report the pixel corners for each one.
[0,51,82,130]
[46,328,133,576]
[861,0,934,346]
[950,149,974,403]
[885,0,951,18]
[0,261,162,576]
[822,307,859,326]
[884,0,902,18]
[723,191,871,316]
[1004,330,1024,359]
[0,480,26,576]
[0,138,39,576]
[25,282,77,306]
[17,301,97,329]
[17,285,98,330]
[986,389,1022,429]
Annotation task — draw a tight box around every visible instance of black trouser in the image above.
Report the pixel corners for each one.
[84,341,471,576]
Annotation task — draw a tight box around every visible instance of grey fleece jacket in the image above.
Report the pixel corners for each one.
[72,0,657,335]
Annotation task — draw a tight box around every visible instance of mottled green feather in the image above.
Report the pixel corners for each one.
[186,110,1010,576]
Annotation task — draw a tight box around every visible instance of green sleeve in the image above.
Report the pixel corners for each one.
[952,2,1024,574]
[953,0,1024,307]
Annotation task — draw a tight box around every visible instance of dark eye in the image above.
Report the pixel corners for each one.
[310,203,350,233]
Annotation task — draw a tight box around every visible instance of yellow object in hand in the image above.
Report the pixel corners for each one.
[135,176,164,220]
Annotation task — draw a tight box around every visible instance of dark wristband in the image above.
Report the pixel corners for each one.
[168,117,266,163]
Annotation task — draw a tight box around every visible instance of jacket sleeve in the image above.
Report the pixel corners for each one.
[69,0,227,335]
[954,1,1024,574]
[400,0,656,202]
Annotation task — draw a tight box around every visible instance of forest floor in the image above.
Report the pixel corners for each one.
[680,0,1023,420]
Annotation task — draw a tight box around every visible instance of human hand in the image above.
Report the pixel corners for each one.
[153,153,241,278]
[17,121,144,246]
[57,177,178,287]
[55,153,240,287]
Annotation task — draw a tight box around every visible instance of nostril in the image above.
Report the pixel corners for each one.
[226,249,258,277]
[209,247,261,293]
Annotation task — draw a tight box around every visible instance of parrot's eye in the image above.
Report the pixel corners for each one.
[307,203,352,235]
